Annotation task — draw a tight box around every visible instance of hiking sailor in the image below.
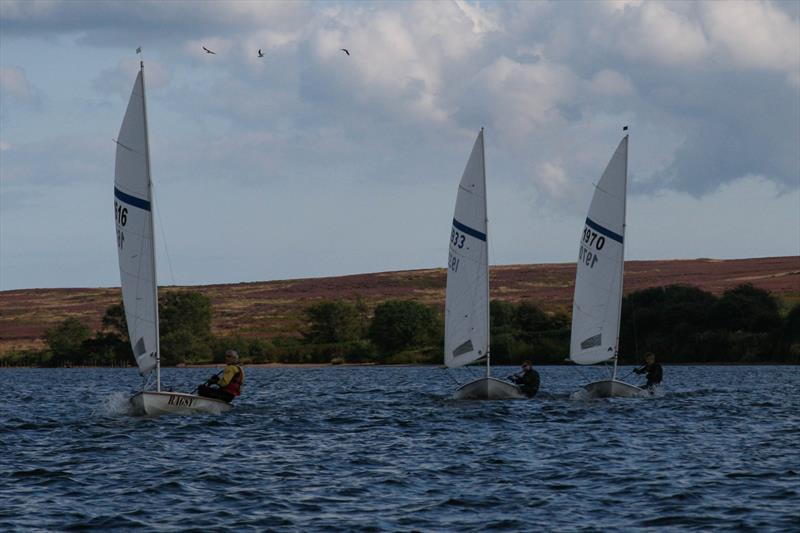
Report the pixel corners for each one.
[633,352,663,392]
[511,360,541,398]
[198,349,244,402]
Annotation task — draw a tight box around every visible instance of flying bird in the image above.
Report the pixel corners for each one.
[202,46,216,55]
[340,48,350,56]
[258,49,264,58]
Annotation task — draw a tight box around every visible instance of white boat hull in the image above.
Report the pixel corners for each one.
[453,377,526,400]
[131,391,233,416]
[584,379,645,398]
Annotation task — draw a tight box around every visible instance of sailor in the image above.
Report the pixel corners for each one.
[198,349,244,402]
[511,360,540,398]
[633,352,663,391]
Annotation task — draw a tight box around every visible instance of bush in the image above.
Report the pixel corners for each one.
[304,300,365,344]
[44,318,91,366]
[369,300,441,354]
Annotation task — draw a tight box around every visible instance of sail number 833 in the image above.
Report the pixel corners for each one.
[578,226,606,269]
[114,200,128,250]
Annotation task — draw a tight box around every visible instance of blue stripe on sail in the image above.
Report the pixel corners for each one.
[115,187,151,211]
[585,217,623,244]
[452,218,486,242]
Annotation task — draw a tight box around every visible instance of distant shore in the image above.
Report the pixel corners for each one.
[1,361,797,370]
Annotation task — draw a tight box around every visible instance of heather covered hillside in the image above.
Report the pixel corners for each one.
[1,256,797,356]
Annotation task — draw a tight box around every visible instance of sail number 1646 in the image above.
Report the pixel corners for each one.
[114,200,127,250]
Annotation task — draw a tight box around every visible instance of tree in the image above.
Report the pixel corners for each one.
[710,284,781,333]
[619,285,717,361]
[513,302,552,344]
[490,300,516,335]
[368,300,440,354]
[158,291,214,364]
[44,318,91,365]
[304,300,364,344]
[101,303,129,343]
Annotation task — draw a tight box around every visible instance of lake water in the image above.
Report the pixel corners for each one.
[1,365,798,531]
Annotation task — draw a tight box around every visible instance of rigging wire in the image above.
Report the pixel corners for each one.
[151,182,177,286]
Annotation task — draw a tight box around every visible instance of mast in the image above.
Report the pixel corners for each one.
[612,127,629,382]
[481,127,490,379]
[140,57,161,392]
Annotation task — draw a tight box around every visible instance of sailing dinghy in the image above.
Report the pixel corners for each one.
[114,59,232,416]
[569,130,644,398]
[445,129,524,400]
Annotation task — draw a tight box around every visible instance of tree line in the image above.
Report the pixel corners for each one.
[3,283,798,367]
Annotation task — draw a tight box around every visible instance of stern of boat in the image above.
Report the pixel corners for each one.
[130,391,233,416]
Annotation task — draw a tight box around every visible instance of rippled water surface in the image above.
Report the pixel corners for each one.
[2,365,798,531]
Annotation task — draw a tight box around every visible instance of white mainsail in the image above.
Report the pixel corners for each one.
[114,67,159,376]
[570,135,628,365]
[445,129,489,369]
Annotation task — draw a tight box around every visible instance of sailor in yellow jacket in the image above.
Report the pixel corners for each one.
[198,349,245,402]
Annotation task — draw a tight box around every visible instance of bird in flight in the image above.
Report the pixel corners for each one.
[340,48,350,56]
[202,46,216,55]
[258,49,264,58]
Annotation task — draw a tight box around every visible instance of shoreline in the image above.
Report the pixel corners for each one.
[0,361,797,369]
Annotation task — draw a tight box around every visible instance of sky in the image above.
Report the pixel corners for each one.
[1,0,798,291]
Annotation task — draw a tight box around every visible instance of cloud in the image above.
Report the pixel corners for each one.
[1,0,310,43]
[616,2,710,66]
[589,69,635,97]
[703,0,800,86]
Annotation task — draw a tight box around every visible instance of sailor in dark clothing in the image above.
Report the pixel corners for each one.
[633,352,663,391]
[511,361,540,398]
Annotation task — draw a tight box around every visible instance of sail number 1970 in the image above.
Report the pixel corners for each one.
[578,225,605,269]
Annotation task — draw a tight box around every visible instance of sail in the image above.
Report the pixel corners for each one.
[570,135,628,365]
[445,130,489,369]
[114,70,158,375]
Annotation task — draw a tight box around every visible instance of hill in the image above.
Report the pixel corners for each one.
[1,256,798,354]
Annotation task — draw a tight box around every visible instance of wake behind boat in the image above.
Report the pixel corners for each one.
[569,129,643,399]
[114,56,232,416]
[445,129,524,401]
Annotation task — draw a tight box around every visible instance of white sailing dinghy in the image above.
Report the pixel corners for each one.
[569,130,644,398]
[114,59,232,416]
[445,129,524,400]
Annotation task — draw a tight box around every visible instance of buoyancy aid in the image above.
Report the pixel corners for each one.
[220,365,244,396]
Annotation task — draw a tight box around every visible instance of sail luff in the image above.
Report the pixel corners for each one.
[615,134,629,358]
[481,128,490,379]
[139,61,161,391]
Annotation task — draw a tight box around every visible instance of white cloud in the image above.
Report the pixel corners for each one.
[703,0,800,85]
[453,0,502,34]
[475,56,577,138]
[533,159,576,201]
[621,2,710,65]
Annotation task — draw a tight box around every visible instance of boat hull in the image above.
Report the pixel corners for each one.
[584,379,645,398]
[130,391,233,416]
[453,377,526,400]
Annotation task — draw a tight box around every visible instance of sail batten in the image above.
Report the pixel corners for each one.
[570,135,629,366]
[114,69,158,376]
[445,130,489,369]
